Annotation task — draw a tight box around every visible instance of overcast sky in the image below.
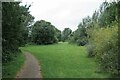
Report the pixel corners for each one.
[21,0,110,31]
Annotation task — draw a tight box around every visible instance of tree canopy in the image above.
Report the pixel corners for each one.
[2,2,34,63]
[61,28,72,42]
[31,20,59,45]
[68,1,119,75]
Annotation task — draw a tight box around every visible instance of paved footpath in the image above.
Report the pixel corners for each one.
[16,52,42,78]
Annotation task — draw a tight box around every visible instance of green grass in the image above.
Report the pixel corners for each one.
[0,63,1,79]
[2,52,25,78]
[21,42,110,78]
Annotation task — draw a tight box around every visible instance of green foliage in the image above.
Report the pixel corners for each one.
[69,21,88,46]
[69,1,118,46]
[2,2,34,63]
[88,26,119,75]
[85,1,119,76]
[31,20,58,45]
[2,52,25,78]
[55,28,62,41]
[61,28,72,42]
[98,1,117,27]
[69,29,79,44]
[86,44,95,57]
[69,0,119,76]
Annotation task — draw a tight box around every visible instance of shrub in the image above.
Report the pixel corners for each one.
[88,25,119,75]
[86,44,95,57]
[75,36,88,46]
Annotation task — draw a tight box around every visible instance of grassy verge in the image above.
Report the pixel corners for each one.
[21,42,110,78]
[2,52,25,78]
[0,63,2,79]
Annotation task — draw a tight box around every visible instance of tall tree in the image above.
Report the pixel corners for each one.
[31,20,58,45]
[98,1,117,27]
[61,28,72,42]
[2,2,34,62]
[55,28,62,41]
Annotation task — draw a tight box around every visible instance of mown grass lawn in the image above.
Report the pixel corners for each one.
[21,42,110,78]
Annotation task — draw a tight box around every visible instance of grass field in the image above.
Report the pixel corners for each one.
[2,52,25,78]
[21,42,110,78]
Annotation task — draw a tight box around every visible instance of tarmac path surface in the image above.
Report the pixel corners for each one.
[16,52,42,78]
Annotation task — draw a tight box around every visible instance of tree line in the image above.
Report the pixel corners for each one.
[68,1,119,76]
[2,1,120,77]
[2,2,63,63]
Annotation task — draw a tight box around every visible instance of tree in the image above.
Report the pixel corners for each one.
[31,20,58,45]
[86,1,119,75]
[61,28,72,42]
[2,2,34,63]
[69,0,119,76]
[69,17,89,46]
[55,28,62,41]
[98,1,117,27]
[18,5,34,46]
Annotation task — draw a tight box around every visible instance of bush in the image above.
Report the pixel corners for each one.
[88,25,119,75]
[76,37,88,46]
[86,44,95,57]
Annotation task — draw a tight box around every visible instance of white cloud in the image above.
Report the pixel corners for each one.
[21,0,111,31]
